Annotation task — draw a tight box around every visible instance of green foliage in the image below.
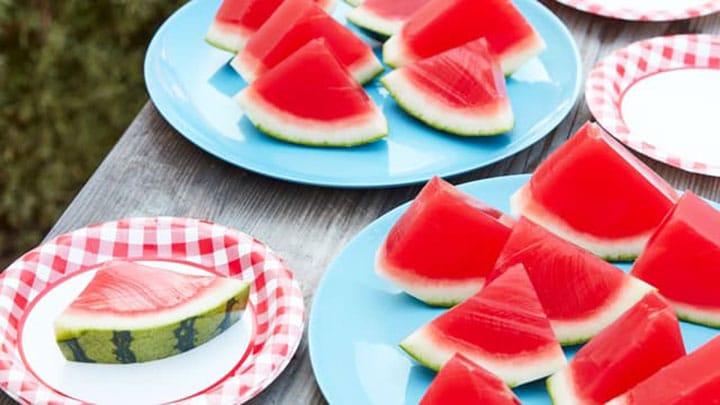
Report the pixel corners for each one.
[0,0,185,265]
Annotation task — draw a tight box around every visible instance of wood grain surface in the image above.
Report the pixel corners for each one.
[4,1,720,404]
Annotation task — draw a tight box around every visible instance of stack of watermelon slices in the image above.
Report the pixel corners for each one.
[376,120,720,400]
[206,0,387,147]
[205,0,547,145]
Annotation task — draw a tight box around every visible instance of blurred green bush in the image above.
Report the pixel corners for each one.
[0,0,185,266]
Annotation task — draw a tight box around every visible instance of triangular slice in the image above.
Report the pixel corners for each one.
[205,0,335,52]
[608,335,720,404]
[230,0,383,84]
[381,38,513,136]
[54,261,250,364]
[547,293,686,404]
[511,122,679,260]
[383,0,545,75]
[420,353,521,405]
[376,176,514,306]
[400,264,566,387]
[489,217,655,345]
[346,0,432,38]
[632,191,720,327]
[235,39,387,146]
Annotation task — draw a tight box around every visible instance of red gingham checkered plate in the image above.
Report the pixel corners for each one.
[0,217,305,404]
[554,0,720,21]
[586,34,720,176]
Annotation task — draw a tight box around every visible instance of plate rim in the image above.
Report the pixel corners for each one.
[0,216,305,404]
[143,0,582,188]
[553,0,720,21]
[586,34,720,176]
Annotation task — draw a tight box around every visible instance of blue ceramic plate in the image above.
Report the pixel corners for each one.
[308,174,718,404]
[144,0,581,187]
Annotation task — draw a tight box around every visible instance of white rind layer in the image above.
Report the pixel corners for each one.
[348,54,385,84]
[346,7,404,37]
[607,396,629,405]
[56,279,248,332]
[500,34,546,75]
[672,300,720,327]
[375,248,484,306]
[401,327,567,387]
[381,70,514,136]
[205,20,253,53]
[231,49,384,85]
[546,366,587,405]
[383,34,411,68]
[230,52,261,83]
[235,87,388,146]
[510,184,649,260]
[551,277,655,344]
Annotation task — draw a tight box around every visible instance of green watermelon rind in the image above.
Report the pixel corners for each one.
[253,122,388,148]
[235,88,388,147]
[400,328,566,388]
[205,20,252,53]
[343,0,364,6]
[56,282,250,364]
[673,300,720,328]
[545,367,582,405]
[204,37,238,53]
[380,72,514,137]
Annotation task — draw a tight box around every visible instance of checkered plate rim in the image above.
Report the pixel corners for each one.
[0,217,305,404]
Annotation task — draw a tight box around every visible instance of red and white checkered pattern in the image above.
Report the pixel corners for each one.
[554,0,720,21]
[586,34,720,176]
[0,217,305,404]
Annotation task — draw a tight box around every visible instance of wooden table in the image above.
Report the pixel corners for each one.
[6,2,720,404]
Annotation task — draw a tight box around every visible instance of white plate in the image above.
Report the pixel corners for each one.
[587,34,720,176]
[0,217,305,404]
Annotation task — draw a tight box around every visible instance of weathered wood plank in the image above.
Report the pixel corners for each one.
[3,2,720,404]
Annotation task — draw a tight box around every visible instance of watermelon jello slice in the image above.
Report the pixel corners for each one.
[54,261,250,364]
[381,38,513,136]
[547,293,685,404]
[489,217,655,345]
[376,176,514,306]
[632,191,720,327]
[608,335,720,404]
[235,39,387,146]
[346,0,432,38]
[230,0,383,84]
[383,0,545,75]
[400,264,566,387]
[511,122,679,260]
[205,0,335,52]
[419,353,521,405]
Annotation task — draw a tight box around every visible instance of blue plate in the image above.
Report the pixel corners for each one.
[308,174,718,404]
[144,0,581,187]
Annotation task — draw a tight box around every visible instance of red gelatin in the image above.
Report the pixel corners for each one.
[489,217,654,344]
[420,353,521,405]
[376,176,514,306]
[632,191,720,326]
[547,293,685,404]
